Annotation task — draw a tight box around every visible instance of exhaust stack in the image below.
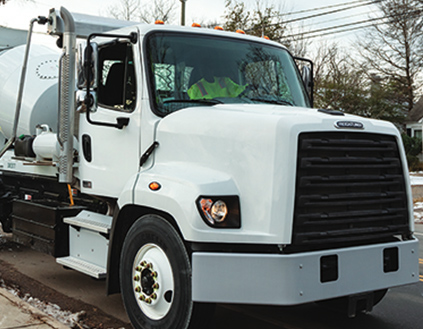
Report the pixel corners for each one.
[57,7,76,184]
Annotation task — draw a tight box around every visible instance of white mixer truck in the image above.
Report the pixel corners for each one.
[0,7,419,329]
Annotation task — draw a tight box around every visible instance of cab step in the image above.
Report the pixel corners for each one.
[63,210,111,234]
[56,210,112,279]
[57,256,107,279]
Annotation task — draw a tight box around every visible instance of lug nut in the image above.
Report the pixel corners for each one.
[151,271,158,278]
[145,297,152,304]
[135,266,142,272]
[135,286,141,293]
[152,283,159,290]
[133,275,140,281]
[140,261,147,267]
[139,295,145,301]
[151,293,157,300]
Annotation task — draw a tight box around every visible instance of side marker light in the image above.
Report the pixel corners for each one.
[149,182,161,191]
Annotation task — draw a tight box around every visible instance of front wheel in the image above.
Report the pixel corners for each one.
[120,214,214,329]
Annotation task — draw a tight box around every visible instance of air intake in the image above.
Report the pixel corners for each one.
[290,132,409,252]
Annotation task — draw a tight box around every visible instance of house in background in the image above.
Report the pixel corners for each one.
[406,97,423,139]
[405,96,423,161]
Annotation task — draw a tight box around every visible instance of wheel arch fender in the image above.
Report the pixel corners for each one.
[106,204,182,295]
[132,164,240,240]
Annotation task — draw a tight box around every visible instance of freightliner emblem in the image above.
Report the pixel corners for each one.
[335,121,364,129]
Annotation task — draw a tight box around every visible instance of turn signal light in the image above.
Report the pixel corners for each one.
[192,23,201,28]
[149,182,161,191]
[155,20,164,25]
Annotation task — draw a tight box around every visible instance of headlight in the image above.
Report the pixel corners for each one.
[211,200,228,222]
[196,196,241,228]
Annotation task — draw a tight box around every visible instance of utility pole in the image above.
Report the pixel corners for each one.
[180,0,187,26]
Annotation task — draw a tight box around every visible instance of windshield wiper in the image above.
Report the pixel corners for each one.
[163,99,223,105]
[249,97,294,106]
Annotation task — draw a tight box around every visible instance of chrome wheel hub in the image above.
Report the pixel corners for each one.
[132,244,174,320]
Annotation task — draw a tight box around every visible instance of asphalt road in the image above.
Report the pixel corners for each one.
[0,225,422,329]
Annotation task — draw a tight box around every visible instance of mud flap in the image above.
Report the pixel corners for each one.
[347,292,375,318]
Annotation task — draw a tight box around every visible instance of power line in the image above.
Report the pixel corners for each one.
[282,0,375,17]
[287,8,423,41]
[293,9,379,30]
[282,0,383,25]
[245,0,383,33]
[284,15,386,39]
[294,23,380,41]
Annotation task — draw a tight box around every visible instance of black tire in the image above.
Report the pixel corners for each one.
[120,214,215,329]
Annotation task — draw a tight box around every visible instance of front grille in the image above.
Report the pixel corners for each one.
[290,132,409,252]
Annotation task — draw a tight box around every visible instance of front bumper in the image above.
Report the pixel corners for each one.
[192,239,419,305]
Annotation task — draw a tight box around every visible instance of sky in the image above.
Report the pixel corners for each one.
[0,0,381,48]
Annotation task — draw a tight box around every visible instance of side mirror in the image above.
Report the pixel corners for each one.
[294,56,314,107]
[301,65,313,96]
[77,42,98,90]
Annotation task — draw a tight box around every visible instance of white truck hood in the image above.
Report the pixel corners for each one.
[149,104,406,244]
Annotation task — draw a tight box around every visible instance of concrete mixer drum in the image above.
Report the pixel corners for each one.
[0,44,60,139]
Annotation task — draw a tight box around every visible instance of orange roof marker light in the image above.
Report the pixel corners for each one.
[263,35,270,40]
[155,20,164,25]
[192,23,201,28]
[214,26,224,31]
[236,29,246,34]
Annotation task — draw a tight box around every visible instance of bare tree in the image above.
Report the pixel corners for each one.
[284,23,310,58]
[310,41,407,124]
[356,0,423,113]
[139,0,177,24]
[223,0,287,41]
[108,0,177,24]
[108,0,141,21]
[312,43,364,112]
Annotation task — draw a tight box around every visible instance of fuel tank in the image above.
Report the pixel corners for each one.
[0,44,60,139]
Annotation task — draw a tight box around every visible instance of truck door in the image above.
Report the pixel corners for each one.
[78,36,140,198]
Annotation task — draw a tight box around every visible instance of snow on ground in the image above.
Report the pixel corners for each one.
[0,279,85,328]
[414,201,423,224]
[410,171,423,186]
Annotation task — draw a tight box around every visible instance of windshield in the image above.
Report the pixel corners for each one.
[146,32,311,116]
